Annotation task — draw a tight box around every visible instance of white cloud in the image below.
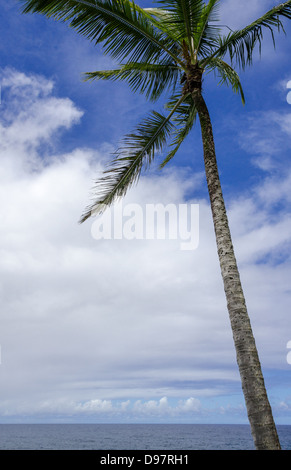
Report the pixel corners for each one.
[0,68,291,422]
[272,112,291,136]
[237,109,291,171]
[0,395,203,421]
[256,171,291,206]
[1,69,83,143]
[1,68,54,98]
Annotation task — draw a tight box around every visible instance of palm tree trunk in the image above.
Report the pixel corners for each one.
[191,87,281,450]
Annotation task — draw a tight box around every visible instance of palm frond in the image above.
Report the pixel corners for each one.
[79,95,187,222]
[128,3,180,44]
[196,0,221,58]
[205,58,245,104]
[84,61,181,102]
[20,0,182,65]
[156,0,204,58]
[160,94,198,168]
[205,0,291,69]
[144,7,192,47]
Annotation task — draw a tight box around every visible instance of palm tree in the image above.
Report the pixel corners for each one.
[20,0,291,450]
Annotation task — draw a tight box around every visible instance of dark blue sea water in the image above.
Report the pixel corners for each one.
[0,424,290,450]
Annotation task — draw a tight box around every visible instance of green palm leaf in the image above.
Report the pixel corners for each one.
[195,0,221,59]
[157,0,204,59]
[129,3,181,44]
[205,58,245,104]
[84,61,181,102]
[79,95,187,222]
[160,93,197,167]
[206,0,291,68]
[20,0,182,65]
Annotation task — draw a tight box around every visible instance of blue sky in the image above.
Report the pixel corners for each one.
[0,0,291,425]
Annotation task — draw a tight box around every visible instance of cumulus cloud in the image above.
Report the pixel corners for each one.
[0,68,291,423]
[0,395,204,423]
[1,69,83,141]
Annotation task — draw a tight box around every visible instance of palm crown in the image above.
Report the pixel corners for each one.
[20,0,291,222]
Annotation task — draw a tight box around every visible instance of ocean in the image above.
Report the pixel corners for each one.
[0,424,290,450]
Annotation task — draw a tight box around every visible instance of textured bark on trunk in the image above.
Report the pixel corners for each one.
[191,86,281,450]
